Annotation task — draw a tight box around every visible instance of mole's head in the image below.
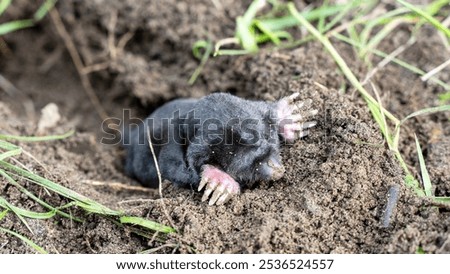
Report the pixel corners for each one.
[193,92,287,187]
[206,113,285,186]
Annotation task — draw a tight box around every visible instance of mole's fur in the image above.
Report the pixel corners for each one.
[123,92,316,204]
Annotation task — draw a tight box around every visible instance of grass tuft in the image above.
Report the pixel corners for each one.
[0,0,58,36]
[0,131,175,251]
[414,135,432,197]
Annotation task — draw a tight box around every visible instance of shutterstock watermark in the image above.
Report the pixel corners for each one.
[100,109,300,146]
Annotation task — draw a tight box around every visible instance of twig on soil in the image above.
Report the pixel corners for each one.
[49,8,109,121]
[81,62,111,75]
[148,231,160,246]
[82,180,156,193]
[362,37,416,87]
[146,130,177,231]
[107,10,119,60]
[141,243,179,254]
[79,30,133,75]
[38,46,64,73]
[0,73,20,95]
[117,198,157,205]
[421,58,450,81]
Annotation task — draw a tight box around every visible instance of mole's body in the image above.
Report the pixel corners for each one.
[124,92,317,205]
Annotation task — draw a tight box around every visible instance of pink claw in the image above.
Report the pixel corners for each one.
[276,92,318,142]
[198,165,240,206]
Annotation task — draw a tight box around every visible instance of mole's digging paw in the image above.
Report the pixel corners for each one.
[198,165,240,206]
[276,92,318,142]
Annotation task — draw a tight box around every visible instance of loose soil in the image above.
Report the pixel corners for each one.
[1,0,449,253]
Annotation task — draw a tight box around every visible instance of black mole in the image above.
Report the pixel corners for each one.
[123,92,317,205]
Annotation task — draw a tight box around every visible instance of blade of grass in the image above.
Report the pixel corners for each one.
[0,0,11,16]
[323,0,361,33]
[0,197,56,219]
[120,216,176,234]
[34,0,58,21]
[400,105,450,125]
[1,167,80,221]
[0,227,48,254]
[0,19,34,35]
[1,197,33,234]
[2,162,175,233]
[0,208,8,220]
[317,0,330,32]
[0,129,75,142]
[414,134,432,196]
[367,82,393,148]
[0,146,22,161]
[236,0,266,52]
[361,18,404,61]
[434,197,450,203]
[360,7,411,45]
[397,0,450,38]
[189,40,213,85]
[0,160,120,216]
[333,33,450,91]
[439,92,450,102]
[258,3,354,32]
[404,174,425,196]
[287,3,399,124]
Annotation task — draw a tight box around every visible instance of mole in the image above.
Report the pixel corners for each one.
[123,92,317,205]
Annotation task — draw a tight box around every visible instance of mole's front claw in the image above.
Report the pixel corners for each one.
[198,165,240,206]
[276,93,318,142]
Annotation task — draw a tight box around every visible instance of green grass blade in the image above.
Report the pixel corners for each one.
[254,19,281,45]
[434,197,450,203]
[237,16,258,52]
[439,92,450,102]
[189,40,213,85]
[367,100,390,144]
[425,0,450,15]
[0,0,12,16]
[236,0,266,52]
[323,0,359,33]
[414,134,432,196]
[259,4,351,32]
[0,140,20,151]
[360,7,410,46]
[0,209,8,220]
[0,129,75,142]
[120,216,176,234]
[361,18,404,59]
[0,147,22,161]
[397,0,450,38]
[0,19,34,36]
[34,0,57,21]
[242,0,265,24]
[0,160,120,216]
[404,174,425,196]
[0,197,56,219]
[287,3,399,124]
[333,33,450,91]
[0,227,48,254]
[0,170,80,221]
[401,105,450,125]
[1,197,33,233]
[255,30,292,44]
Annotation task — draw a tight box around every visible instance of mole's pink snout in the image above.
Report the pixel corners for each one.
[268,157,285,181]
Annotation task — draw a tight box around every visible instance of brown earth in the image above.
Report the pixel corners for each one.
[0,0,449,253]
